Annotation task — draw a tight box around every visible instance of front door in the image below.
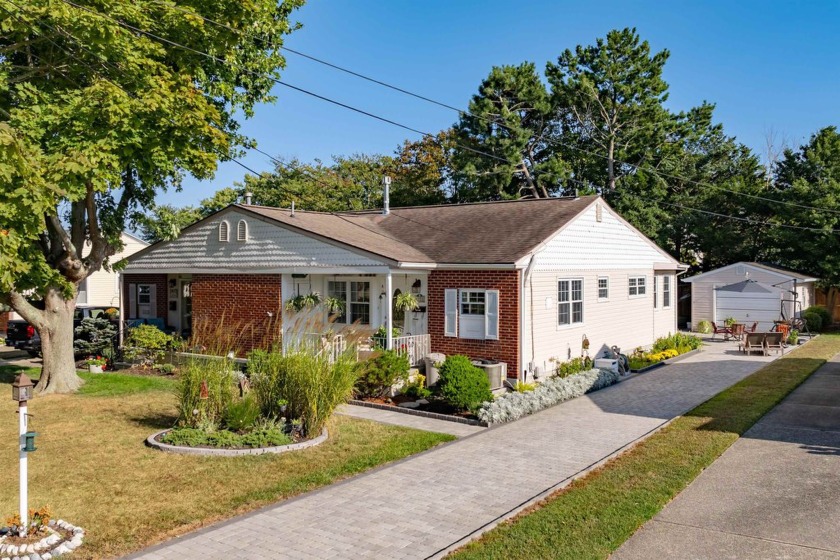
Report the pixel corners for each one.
[181,281,193,336]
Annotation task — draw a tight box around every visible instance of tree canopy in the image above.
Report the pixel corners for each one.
[0,0,303,392]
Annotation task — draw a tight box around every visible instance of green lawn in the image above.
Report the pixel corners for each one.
[0,365,454,559]
[450,334,840,560]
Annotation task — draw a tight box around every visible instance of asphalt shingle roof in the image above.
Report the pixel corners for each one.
[241,195,598,265]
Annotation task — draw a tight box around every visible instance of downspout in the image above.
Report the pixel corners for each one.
[385,270,393,350]
[521,255,537,383]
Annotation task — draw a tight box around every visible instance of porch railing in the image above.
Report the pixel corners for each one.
[302,333,348,363]
[371,334,431,366]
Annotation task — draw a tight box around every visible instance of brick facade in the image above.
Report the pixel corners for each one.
[428,270,521,378]
[191,274,282,353]
[122,273,168,320]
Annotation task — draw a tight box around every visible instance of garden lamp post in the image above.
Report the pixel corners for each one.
[12,373,35,536]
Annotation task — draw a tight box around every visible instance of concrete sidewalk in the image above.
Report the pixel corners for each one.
[614,354,840,560]
[128,341,776,560]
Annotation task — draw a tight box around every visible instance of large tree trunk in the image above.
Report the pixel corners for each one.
[35,289,84,394]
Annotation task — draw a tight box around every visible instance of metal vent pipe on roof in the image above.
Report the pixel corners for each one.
[383,176,391,215]
[244,191,253,205]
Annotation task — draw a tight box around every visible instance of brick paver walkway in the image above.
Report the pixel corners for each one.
[128,341,776,560]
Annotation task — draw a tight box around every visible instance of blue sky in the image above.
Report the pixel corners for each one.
[166,0,839,207]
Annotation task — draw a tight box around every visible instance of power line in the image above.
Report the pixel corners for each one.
[18,0,839,231]
[145,2,840,216]
[614,190,840,234]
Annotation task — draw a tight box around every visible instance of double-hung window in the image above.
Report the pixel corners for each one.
[444,288,499,340]
[629,276,646,297]
[663,276,672,308]
[327,280,370,325]
[558,279,583,326]
[598,277,609,301]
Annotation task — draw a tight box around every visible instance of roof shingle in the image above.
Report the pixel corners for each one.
[240,196,598,265]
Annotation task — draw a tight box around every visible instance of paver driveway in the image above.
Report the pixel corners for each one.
[129,341,776,560]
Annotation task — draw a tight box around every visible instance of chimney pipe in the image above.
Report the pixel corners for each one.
[291,200,295,217]
[383,176,391,216]
[244,191,253,205]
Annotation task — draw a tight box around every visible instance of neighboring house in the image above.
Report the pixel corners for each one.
[78,232,149,308]
[122,196,685,382]
[5,232,148,324]
[683,262,817,331]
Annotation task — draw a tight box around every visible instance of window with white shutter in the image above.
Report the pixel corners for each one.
[444,289,458,337]
[484,290,499,340]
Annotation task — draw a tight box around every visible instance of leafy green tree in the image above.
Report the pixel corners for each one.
[389,130,454,207]
[546,27,674,194]
[773,127,840,310]
[453,62,569,201]
[239,154,394,211]
[0,0,302,393]
[135,188,241,243]
[135,204,203,244]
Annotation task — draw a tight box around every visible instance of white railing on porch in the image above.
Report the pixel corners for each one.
[302,333,348,363]
[372,334,431,366]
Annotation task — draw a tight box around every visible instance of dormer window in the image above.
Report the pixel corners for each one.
[219,220,230,242]
[237,220,248,242]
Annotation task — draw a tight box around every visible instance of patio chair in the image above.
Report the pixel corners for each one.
[742,332,766,356]
[764,332,784,355]
[730,323,746,342]
[748,322,758,333]
[711,322,731,340]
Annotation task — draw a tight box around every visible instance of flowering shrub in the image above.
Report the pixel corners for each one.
[477,368,620,425]
[85,356,107,367]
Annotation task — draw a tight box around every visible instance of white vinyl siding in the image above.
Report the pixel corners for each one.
[444,288,500,340]
[523,269,677,379]
[558,279,583,326]
[82,233,147,307]
[127,210,386,272]
[629,276,646,297]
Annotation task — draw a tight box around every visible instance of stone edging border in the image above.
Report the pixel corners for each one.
[146,428,328,456]
[348,400,489,427]
[0,519,84,558]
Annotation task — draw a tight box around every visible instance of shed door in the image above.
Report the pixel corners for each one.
[715,291,780,331]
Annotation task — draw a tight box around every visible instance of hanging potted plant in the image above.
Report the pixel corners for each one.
[284,292,322,312]
[394,292,419,313]
[323,296,346,315]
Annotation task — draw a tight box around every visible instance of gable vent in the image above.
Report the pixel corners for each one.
[237,220,248,242]
[219,220,230,242]
[595,204,603,222]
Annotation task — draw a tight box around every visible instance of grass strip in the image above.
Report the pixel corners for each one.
[450,334,840,560]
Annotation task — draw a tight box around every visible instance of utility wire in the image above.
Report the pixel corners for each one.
[26,0,840,231]
[140,0,840,216]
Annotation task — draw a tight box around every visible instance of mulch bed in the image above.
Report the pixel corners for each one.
[358,395,479,421]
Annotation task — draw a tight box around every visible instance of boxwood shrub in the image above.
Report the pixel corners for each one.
[438,355,493,412]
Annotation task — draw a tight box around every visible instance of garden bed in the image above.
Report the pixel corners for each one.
[0,519,85,558]
[629,347,702,373]
[147,427,328,456]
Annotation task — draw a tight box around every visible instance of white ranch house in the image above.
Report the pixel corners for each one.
[122,196,686,383]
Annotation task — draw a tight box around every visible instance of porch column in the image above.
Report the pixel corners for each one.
[386,270,393,350]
